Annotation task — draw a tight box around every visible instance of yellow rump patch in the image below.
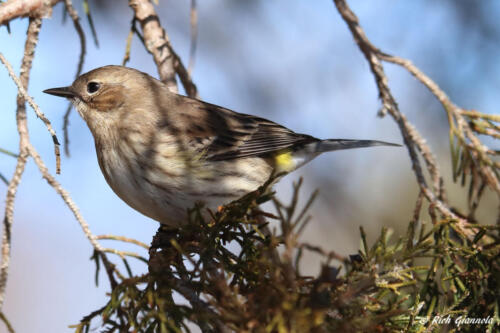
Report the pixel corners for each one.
[275,151,295,172]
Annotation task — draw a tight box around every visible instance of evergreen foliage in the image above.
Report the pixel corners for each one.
[73,178,500,333]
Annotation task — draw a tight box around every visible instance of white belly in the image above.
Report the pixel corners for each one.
[98,147,272,227]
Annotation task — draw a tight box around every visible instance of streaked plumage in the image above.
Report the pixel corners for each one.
[44,66,399,226]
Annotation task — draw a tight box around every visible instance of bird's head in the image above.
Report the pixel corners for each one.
[44,65,163,139]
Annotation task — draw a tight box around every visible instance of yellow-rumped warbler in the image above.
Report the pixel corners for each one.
[44,66,399,226]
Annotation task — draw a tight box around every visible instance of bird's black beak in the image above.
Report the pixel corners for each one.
[43,86,75,98]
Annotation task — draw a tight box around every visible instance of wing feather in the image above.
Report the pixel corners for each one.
[167,96,318,161]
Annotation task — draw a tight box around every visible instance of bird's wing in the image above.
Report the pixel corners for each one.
[167,95,318,161]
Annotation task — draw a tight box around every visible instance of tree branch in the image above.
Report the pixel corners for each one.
[128,0,198,98]
[0,17,41,311]
[188,0,197,75]
[0,0,60,25]
[62,0,87,157]
[0,52,61,174]
[331,0,483,238]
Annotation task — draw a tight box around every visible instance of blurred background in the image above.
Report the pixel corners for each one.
[0,0,499,331]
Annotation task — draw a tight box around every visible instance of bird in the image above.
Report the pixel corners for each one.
[44,65,399,227]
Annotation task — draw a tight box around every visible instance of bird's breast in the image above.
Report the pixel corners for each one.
[95,137,274,226]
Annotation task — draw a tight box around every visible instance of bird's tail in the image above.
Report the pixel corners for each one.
[274,139,400,173]
[312,139,401,153]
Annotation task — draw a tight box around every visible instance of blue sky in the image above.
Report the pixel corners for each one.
[1,1,499,331]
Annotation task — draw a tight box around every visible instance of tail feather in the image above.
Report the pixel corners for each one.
[313,139,401,153]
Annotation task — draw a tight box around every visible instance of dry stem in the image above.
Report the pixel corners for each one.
[129,0,198,98]
[62,0,87,157]
[0,52,61,174]
[97,235,149,249]
[27,145,103,252]
[0,13,103,311]
[0,0,60,25]
[332,0,480,238]
[0,17,41,311]
[188,0,198,75]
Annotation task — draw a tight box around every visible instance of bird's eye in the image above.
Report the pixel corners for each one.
[87,82,100,94]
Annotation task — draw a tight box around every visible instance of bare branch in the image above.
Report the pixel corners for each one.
[27,144,104,252]
[0,17,41,311]
[97,234,149,249]
[0,148,18,158]
[0,15,108,312]
[0,0,60,25]
[378,54,455,110]
[333,0,445,201]
[82,0,98,47]
[128,0,198,98]
[121,22,134,66]
[0,311,14,333]
[377,52,500,196]
[0,52,61,174]
[62,0,87,157]
[0,151,28,310]
[330,0,485,240]
[329,3,500,200]
[188,0,197,75]
[128,0,177,92]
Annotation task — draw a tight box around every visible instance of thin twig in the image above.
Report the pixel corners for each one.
[102,248,147,262]
[460,110,500,122]
[333,0,445,205]
[300,242,347,263]
[188,0,198,75]
[128,0,177,92]
[62,107,72,156]
[411,190,425,226]
[0,17,42,311]
[0,173,8,185]
[332,0,478,239]
[376,39,500,197]
[173,47,199,98]
[98,252,119,290]
[62,0,87,157]
[0,148,18,158]
[0,52,61,174]
[83,0,99,47]
[128,0,199,98]
[122,21,134,66]
[97,235,149,249]
[0,311,14,333]
[27,144,104,252]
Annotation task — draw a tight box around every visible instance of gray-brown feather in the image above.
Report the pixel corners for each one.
[161,96,319,161]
